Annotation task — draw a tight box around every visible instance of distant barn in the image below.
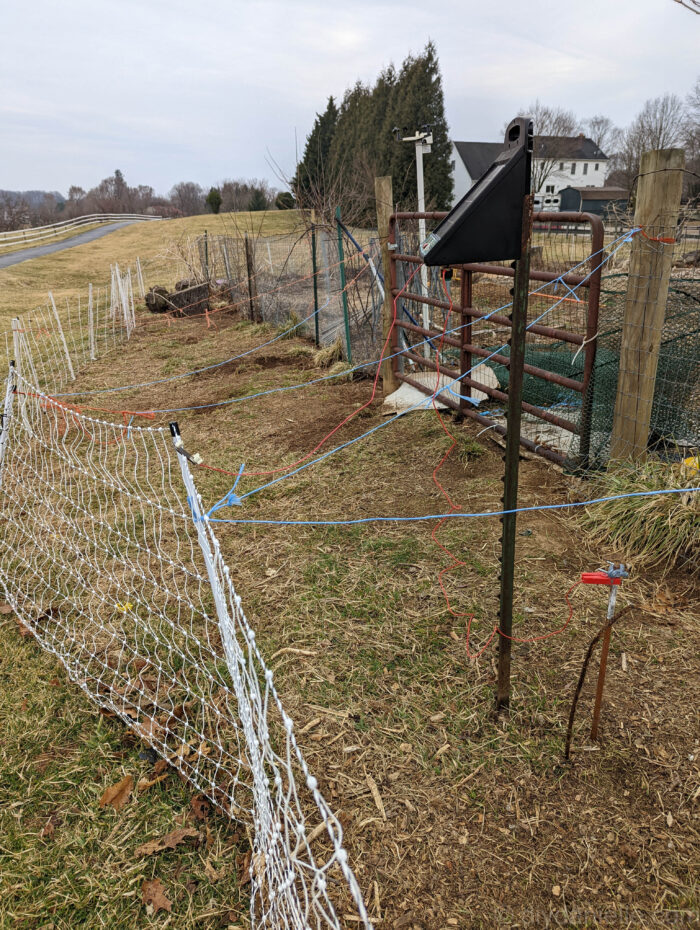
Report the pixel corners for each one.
[558,186,629,217]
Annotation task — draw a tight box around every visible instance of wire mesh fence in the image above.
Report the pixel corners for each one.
[0,373,372,929]
[390,212,699,470]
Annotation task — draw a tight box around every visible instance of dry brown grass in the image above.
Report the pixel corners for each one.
[0,210,306,319]
[1,226,698,928]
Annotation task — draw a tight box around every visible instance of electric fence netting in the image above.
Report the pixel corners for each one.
[0,372,371,930]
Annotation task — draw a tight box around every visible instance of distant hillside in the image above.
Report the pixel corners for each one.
[0,189,65,207]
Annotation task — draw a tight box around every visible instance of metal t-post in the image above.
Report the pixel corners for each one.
[496,194,533,712]
[335,207,352,364]
[415,137,431,358]
[311,225,320,347]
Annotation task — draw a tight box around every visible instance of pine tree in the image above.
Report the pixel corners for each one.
[249,188,268,211]
[296,42,452,218]
[384,42,453,210]
[205,187,222,214]
[293,96,338,201]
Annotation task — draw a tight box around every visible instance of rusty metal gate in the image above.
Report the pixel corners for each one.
[388,211,604,467]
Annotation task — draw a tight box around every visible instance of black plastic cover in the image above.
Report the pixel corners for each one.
[420,117,533,266]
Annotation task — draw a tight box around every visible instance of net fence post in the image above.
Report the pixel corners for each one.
[0,362,16,487]
[87,283,96,360]
[48,291,76,381]
[168,421,373,929]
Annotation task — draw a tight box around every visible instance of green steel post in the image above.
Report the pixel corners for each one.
[496,194,533,713]
[204,229,209,281]
[311,225,320,347]
[335,206,352,364]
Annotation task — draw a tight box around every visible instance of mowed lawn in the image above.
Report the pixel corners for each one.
[0,217,698,929]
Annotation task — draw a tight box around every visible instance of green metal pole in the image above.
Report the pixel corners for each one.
[311,225,320,347]
[335,206,352,364]
[204,229,209,281]
[496,194,533,713]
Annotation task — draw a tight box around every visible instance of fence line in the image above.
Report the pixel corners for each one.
[0,213,161,249]
[0,372,372,929]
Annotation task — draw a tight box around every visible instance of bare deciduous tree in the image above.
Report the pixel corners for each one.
[608,94,685,190]
[169,182,205,216]
[515,101,581,192]
[582,115,622,159]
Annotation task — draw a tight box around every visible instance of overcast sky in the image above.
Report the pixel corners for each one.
[1,0,697,197]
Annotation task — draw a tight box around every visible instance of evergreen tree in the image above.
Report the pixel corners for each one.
[275,191,295,210]
[296,43,452,219]
[293,96,338,200]
[383,42,453,210]
[249,188,268,211]
[205,186,222,214]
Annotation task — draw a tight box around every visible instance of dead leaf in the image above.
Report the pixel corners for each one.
[0,602,13,614]
[41,813,62,839]
[14,619,32,638]
[99,775,133,812]
[204,858,221,882]
[236,849,252,885]
[141,878,171,914]
[190,794,211,821]
[135,826,200,857]
[366,774,387,821]
[137,771,170,792]
[552,884,561,897]
[153,758,169,775]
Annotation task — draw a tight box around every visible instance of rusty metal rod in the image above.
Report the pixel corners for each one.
[399,349,580,433]
[397,321,585,390]
[392,290,586,345]
[393,371,567,465]
[590,583,618,741]
[392,253,589,287]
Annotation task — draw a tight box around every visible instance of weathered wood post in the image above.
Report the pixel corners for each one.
[244,233,261,323]
[374,176,399,395]
[610,148,685,460]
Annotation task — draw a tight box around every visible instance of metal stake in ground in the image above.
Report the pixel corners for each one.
[589,563,629,740]
[496,194,534,712]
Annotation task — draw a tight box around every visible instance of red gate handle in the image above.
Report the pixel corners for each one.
[581,571,621,586]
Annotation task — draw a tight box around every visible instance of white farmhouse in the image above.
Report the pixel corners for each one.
[451,134,609,211]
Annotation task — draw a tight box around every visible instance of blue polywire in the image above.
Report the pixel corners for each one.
[238,231,637,504]
[139,227,638,416]
[208,486,699,527]
[52,296,332,398]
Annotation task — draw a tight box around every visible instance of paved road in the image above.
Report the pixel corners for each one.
[0,220,140,270]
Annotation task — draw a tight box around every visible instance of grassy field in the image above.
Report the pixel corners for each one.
[0,209,306,319]
[0,222,698,929]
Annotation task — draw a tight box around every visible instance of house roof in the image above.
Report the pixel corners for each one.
[453,141,504,181]
[560,186,628,200]
[534,135,608,160]
[453,135,608,182]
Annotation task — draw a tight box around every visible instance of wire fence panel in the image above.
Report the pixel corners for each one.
[0,374,371,930]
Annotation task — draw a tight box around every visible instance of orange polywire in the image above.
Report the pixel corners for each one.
[196,264,423,482]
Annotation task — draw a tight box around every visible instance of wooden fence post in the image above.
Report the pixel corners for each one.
[610,148,685,460]
[244,233,261,322]
[374,176,398,395]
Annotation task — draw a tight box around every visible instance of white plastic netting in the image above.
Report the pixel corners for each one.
[0,371,371,930]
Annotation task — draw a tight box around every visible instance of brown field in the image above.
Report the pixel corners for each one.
[0,221,698,929]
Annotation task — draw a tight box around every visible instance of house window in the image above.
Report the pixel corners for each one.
[559,162,564,171]
[545,184,555,193]
[595,163,599,171]
[571,163,576,174]
[583,163,588,176]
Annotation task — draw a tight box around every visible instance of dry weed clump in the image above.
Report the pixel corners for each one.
[581,459,700,575]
